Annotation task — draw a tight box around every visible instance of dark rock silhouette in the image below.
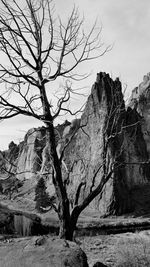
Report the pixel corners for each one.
[93,262,108,267]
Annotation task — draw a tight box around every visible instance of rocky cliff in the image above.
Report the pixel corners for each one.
[128,72,150,156]
[1,72,150,216]
[63,73,150,215]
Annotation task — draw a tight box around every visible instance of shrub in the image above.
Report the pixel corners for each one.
[34,177,54,213]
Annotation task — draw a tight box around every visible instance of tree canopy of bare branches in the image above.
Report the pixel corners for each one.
[0,0,110,121]
[0,0,111,240]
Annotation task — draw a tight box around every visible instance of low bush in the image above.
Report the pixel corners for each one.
[34,177,55,213]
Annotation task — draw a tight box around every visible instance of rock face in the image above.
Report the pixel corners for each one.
[128,72,150,156]
[64,73,150,215]
[16,127,46,180]
[1,72,150,216]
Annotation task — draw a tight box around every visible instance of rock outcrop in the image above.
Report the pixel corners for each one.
[128,72,150,156]
[63,73,150,215]
[1,72,150,216]
[16,127,46,180]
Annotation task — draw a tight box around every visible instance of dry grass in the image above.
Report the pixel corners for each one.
[116,231,150,267]
[77,230,150,267]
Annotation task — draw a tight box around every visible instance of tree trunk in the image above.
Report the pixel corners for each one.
[59,220,73,241]
[58,200,73,241]
[39,82,75,241]
[39,83,81,241]
[45,124,74,240]
[59,205,80,241]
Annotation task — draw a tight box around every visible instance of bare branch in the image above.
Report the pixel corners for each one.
[0,0,112,240]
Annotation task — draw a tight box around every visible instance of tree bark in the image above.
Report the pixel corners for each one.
[39,82,72,241]
[59,205,80,241]
[46,123,73,240]
[58,199,72,240]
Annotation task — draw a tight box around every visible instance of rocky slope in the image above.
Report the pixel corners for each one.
[0,72,150,216]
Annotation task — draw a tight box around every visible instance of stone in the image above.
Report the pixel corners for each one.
[34,236,46,246]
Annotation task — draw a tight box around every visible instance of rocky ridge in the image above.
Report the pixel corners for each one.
[0,72,150,216]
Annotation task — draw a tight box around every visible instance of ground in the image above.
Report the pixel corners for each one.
[1,179,150,266]
[0,236,88,267]
[0,231,150,266]
[78,230,150,266]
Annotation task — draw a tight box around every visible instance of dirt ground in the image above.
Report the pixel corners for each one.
[0,230,150,267]
[0,236,88,267]
[1,180,150,266]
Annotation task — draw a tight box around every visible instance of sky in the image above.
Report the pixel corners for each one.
[0,0,150,150]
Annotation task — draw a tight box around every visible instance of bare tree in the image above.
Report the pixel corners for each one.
[0,0,114,240]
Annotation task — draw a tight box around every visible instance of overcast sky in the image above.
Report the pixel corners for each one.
[0,0,150,150]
